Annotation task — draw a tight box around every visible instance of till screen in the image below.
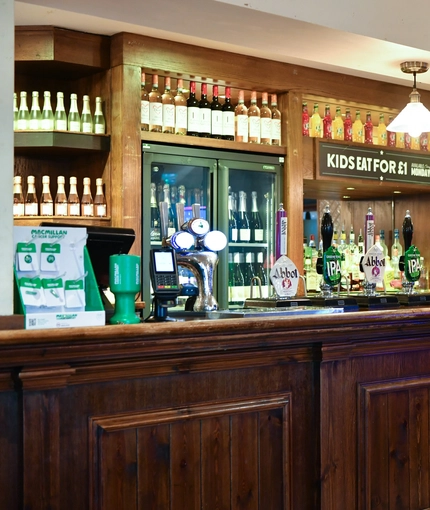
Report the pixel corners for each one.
[154,251,175,273]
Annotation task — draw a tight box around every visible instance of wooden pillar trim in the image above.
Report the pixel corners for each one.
[19,364,76,391]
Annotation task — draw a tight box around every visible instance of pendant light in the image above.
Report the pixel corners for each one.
[386,61,430,138]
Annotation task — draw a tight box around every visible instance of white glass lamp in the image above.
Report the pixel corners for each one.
[387,61,430,138]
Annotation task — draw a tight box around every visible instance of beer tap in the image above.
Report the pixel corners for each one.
[399,210,421,294]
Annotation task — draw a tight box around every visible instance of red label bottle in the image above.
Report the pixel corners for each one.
[364,111,373,144]
[302,102,309,137]
[343,108,352,141]
[387,116,396,147]
[404,132,411,149]
[323,104,332,139]
[420,132,428,151]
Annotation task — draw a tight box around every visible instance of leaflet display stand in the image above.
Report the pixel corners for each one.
[14,226,105,330]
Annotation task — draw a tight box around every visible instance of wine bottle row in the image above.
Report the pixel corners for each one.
[13,175,107,218]
[303,102,429,151]
[228,190,265,244]
[228,249,270,304]
[141,73,282,145]
[14,91,106,134]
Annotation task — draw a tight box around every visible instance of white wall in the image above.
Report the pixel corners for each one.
[0,0,15,315]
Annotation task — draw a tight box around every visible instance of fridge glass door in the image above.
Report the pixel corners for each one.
[218,156,282,309]
[141,145,217,312]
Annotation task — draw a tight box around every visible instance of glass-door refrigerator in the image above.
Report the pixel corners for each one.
[141,143,283,312]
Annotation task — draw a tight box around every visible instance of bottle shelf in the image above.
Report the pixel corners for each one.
[14,216,111,227]
[229,242,269,249]
[141,131,285,156]
[14,131,110,155]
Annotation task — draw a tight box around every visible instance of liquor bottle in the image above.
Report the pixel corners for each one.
[162,77,175,134]
[149,74,162,133]
[237,190,251,242]
[343,108,352,141]
[54,92,68,131]
[310,103,322,138]
[13,175,25,217]
[379,229,388,258]
[140,71,149,131]
[352,110,364,143]
[17,91,30,130]
[150,183,161,241]
[81,177,94,217]
[210,85,223,139]
[170,186,178,225]
[68,176,80,216]
[404,132,411,149]
[68,93,81,132]
[396,131,405,149]
[228,194,238,243]
[29,91,42,130]
[222,86,235,141]
[54,176,68,216]
[387,116,396,147]
[260,92,272,145]
[323,104,332,139]
[198,83,211,138]
[391,228,403,278]
[420,132,428,151]
[94,178,107,217]
[163,183,176,236]
[255,251,268,285]
[302,101,309,136]
[364,111,373,144]
[332,107,344,140]
[377,114,387,146]
[40,91,54,131]
[250,191,264,242]
[228,251,245,305]
[235,90,248,143]
[13,92,18,130]
[332,228,338,249]
[348,226,359,282]
[364,207,375,253]
[337,225,348,270]
[187,81,200,137]
[94,97,106,134]
[357,228,365,257]
[25,175,38,216]
[40,175,53,216]
[271,94,281,146]
[178,185,186,205]
[174,79,187,136]
[81,95,93,133]
[248,91,261,144]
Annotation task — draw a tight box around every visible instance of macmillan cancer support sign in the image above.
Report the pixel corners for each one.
[319,142,430,185]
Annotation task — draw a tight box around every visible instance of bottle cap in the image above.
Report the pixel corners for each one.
[44,91,51,97]
[57,92,64,98]
[83,177,91,185]
[71,93,77,100]
[250,91,257,102]
[201,83,207,95]
[152,74,158,86]
[13,175,22,184]
[141,70,145,83]
[262,92,268,104]
[70,176,77,184]
[177,78,183,89]
[57,175,65,184]
[96,178,103,186]
[20,91,27,97]
[271,94,277,104]
[42,175,50,184]
[83,95,89,100]
[165,77,171,89]
[32,91,39,97]
[238,90,245,102]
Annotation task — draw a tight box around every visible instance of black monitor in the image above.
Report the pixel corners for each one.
[39,223,135,289]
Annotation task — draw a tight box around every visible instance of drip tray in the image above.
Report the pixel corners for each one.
[206,306,344,320]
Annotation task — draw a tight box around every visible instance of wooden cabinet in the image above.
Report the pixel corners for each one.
[14,27,112,226]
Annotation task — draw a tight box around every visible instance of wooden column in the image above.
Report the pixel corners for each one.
[283,91,305,274]
[110,64,142,254]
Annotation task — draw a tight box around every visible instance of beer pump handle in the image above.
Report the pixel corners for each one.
[176,203,185,230]
[403,210,413,252]
[159,201,169,246]
[192,203,201,219]
[321,208,333,253]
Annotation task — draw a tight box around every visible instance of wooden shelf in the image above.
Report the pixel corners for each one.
[14,216,111,227]
[14,131,110,155]
[141,131,286,156]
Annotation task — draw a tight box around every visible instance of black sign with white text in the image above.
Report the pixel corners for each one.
[319,142,430,185]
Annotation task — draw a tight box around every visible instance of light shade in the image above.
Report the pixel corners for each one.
[387,89,430,138]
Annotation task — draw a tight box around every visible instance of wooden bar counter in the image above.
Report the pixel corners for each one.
[2,308,430,509]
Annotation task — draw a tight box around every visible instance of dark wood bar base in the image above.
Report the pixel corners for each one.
[2,309,430,509]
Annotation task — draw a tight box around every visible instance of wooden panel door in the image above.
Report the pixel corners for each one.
[90,394,291,510]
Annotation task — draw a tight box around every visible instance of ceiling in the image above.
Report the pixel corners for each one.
[14,0,430,92]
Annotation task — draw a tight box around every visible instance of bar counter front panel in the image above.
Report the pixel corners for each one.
[1,308,430,510]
